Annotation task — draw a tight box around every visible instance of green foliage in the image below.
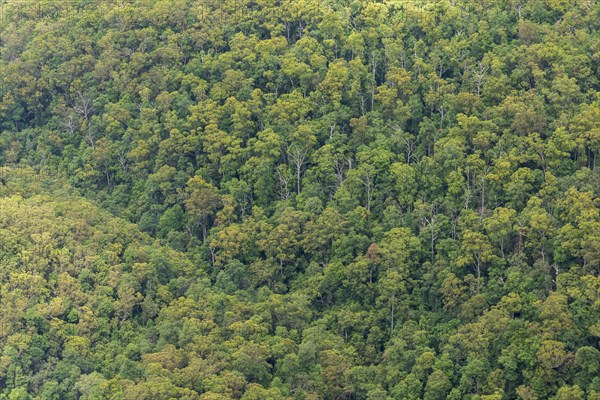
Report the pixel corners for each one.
[0,0,599,398]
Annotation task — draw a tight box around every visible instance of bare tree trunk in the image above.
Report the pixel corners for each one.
[360,171,374,216]
[210,247,216,267]
[420,206,437,263]
[479,174,486,219]
[276,165,291,200]
[74,90,94,121]
[63,114,76,135]
[474,62,488,95]
[370,52,377,111]
[334,159,348,188]
[287,145,310,195]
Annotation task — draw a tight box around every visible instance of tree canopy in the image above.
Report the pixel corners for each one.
[0,0,599,398]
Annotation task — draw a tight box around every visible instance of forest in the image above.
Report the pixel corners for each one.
[0,0,599,398]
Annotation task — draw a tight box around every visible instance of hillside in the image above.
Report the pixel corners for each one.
[0,0,599,399]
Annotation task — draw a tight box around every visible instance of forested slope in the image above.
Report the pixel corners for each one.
[0,0,599,399]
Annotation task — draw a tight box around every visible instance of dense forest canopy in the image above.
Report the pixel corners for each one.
[0,0,599,398]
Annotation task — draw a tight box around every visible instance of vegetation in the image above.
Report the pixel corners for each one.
[0,0,599,398]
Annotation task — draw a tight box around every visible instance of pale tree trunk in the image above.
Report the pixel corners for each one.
[287,146,310,195]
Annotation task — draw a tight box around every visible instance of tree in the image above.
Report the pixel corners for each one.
[457,229,495,288]
[424,369,452,400]
[484,207,516,258]
[184,176,221,241]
